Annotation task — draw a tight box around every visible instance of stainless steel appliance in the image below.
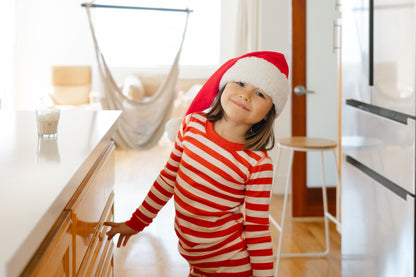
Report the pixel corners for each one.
[341,0,415,276]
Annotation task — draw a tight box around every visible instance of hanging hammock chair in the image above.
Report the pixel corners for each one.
[84,3,190,150]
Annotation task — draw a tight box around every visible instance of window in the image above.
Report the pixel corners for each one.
[92,0,221,68]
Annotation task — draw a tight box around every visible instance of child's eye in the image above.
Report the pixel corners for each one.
[236,81,244,87]
[256,91,265,98]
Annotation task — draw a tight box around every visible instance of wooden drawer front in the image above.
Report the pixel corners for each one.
[72,142,115,273]
[77,195,114,276]
[29,211,73,277]
[100,243,115,277]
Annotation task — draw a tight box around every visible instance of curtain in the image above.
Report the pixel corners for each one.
[234,0,260,56]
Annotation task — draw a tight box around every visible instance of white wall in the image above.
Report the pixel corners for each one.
[0,1,15,109]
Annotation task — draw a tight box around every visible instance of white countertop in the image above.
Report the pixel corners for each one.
[0,109,121,277]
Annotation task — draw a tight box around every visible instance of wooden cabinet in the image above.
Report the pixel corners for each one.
[21,141,116,277]
[77,195,114,277]
[70,139,115,275]
[24,211,73,277]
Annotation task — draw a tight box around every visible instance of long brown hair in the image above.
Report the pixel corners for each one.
[205,86,276,151]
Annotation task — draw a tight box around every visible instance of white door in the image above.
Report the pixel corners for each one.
[304,0,341,188]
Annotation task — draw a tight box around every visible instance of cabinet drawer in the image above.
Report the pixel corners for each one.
[341,159,415,276]
[342,104,415,194]
[100,242,115,277]
[21,211,73,277]
[71,142,115,272]
[77,194,114,276]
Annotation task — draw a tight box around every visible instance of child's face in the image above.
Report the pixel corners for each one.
[220,81,274,126]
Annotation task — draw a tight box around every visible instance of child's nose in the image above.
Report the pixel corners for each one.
[239,90,251,101]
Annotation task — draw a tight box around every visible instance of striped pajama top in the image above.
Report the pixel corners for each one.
[126,113,275,277]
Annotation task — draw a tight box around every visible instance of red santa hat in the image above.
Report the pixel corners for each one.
[166,51,290,141]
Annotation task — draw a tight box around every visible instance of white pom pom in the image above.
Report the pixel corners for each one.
[165,117,183,142]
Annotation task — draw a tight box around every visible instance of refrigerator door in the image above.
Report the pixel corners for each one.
[343,0,416,116]
[373,0,415,116]
[342,156,415,277]
[342,102,415,194]
[342,0,372,103]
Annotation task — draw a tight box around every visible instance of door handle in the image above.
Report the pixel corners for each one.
[294,85,315,96]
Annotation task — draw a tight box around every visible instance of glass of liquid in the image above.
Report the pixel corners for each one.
[36,107,61,139]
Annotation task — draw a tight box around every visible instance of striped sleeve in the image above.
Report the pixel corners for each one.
[125,116,189,231]
[244,156,274,277]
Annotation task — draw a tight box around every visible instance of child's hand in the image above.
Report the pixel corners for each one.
[104,221,139,247]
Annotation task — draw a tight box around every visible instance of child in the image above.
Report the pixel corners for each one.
[104,51,290,277]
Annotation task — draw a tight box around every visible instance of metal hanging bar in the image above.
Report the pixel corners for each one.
[81,3,193,13]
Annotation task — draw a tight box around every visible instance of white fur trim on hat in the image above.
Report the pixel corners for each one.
[219,56,289,116]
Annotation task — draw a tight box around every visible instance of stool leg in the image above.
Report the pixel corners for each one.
[320,150,330,256]
[270,146,284,231]
[328,148,342,230]
[273,148,294,277]
[279,150,330,258]
[272,145,339,271]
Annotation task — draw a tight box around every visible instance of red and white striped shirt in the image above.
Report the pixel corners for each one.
[126,113,274,277]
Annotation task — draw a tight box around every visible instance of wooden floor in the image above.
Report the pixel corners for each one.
[113,139,341,277]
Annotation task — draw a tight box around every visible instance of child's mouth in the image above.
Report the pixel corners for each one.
[232,100,249,111]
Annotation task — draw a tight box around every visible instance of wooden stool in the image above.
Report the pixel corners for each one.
[271,137,341,276]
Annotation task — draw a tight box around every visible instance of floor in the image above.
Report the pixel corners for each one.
[112,139,341,277]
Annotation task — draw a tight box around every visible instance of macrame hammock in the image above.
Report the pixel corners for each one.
[85,4,190,150]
